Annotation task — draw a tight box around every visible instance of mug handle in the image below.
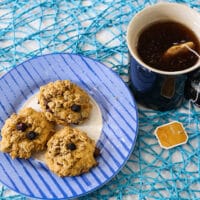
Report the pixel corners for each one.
[184,67,200,105]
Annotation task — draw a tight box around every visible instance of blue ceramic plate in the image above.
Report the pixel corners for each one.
[0,53,138,199]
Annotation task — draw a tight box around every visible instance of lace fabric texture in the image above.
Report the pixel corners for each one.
[0,0,200,199]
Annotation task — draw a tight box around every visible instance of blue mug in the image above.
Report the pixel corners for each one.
[127,3,200,111]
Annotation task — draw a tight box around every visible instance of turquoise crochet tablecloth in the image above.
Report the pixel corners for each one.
[0,0,200,199]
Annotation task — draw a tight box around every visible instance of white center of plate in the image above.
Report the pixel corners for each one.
[23,92,103,162]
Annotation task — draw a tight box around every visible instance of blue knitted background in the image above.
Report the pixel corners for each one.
[0,0,200,199]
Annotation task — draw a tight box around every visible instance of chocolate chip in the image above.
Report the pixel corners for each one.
[44,100,53,112]
[67,143,76,150]
[26,131,38,140]
[94,147,100,157]
[46,108,53,113]
[45,103,49,109]
[71,104,81,112]
[71,122,79,125]
[16,123,27,132]
[43,99,49,109]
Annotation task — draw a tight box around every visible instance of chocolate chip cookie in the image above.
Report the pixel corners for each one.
[0,107,54,159]
[38,80,92,125]
[45,126,98,177]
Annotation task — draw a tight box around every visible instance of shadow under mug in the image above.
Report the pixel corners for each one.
[127,2,200,111]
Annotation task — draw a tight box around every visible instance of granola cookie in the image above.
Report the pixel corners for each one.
[38,80,92,125]
[45,126,98,177]
[0,107,54,159]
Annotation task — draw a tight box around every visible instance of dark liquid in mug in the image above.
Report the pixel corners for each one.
[137,21,200,71]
